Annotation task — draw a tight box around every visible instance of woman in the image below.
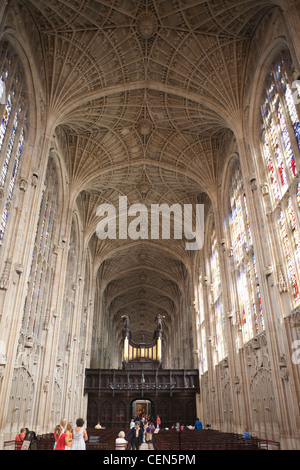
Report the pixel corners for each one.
[60,418,67,432]
[65,422,73,450]
[54,425,69,450]
[146,423,152,449]
[71,418,88,450]
[115,431,128,450]
[156,415,161,429]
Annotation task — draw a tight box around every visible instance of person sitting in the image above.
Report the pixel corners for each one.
[115,431,128,450]
[15,428,26,450]
[194,418,203,430]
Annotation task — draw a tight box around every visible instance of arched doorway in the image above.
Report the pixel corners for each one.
[131,399,154,421]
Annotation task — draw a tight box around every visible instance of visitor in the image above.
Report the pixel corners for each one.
[65,422,73,450]
[146,422,152,449]
[53,425,69,450]
[23,430,38,450]
[156,415,161,429]
[71,418,88,450]
[125,421,144,450]
[244,428,251,439]
[194,418,203,430]
[60,418,67,432]
[115,431,128,450]
[15,428,26,450]
[130,418,135,429]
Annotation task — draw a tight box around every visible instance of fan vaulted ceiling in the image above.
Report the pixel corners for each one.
[18,0,277,344]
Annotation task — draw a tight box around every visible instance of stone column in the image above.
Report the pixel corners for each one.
[0,130,53,446]
[38,202,74,432]
[64,264,86,422]
[0,1,8,29]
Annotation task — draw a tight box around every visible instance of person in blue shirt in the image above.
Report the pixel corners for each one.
[194,418,203,430]
[244,428,251,439]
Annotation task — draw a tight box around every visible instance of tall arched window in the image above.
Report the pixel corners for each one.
[9,156,60,434]
[261,51,300,306]
[196,266,207,375]
[58,217,79,359]
[22,156,59,340]
[207,221,226,363]
[0,42,28,246]
[227,159,264,344]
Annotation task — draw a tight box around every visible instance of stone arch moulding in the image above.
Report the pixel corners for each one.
[247,37,295,151]
[0,29,45,151]
[57,80,231,132]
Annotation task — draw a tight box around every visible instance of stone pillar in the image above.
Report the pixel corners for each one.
[0,1,8,29]
[64,265,86,422]
[38,203,74,432]
[0,130,53,445]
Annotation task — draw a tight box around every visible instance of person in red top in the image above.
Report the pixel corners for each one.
[54,425,69,450]
[15,428,26,450]
[156,415,161,429]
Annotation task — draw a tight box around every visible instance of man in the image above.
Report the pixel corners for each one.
[194,418,203,430]
[15,428,26,450]
[126,421,144,450]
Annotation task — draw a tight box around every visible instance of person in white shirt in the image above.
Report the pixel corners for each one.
[115,431,128,450]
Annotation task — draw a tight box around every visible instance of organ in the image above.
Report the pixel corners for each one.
[121,314,164,369]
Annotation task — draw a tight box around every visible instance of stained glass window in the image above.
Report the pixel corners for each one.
[228,159,264,343]
[209,228,226,362]
[0,45,28,246]
[237,265,252,343]
[261,55,299,208]
[197,270,207,375]
[198,274,205,324]
[0,93,12,151]
[261,52,300,307]
[200,327,207,374]
[285,80,300,151]
[278,208,299,303]
[22,158,59,339]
